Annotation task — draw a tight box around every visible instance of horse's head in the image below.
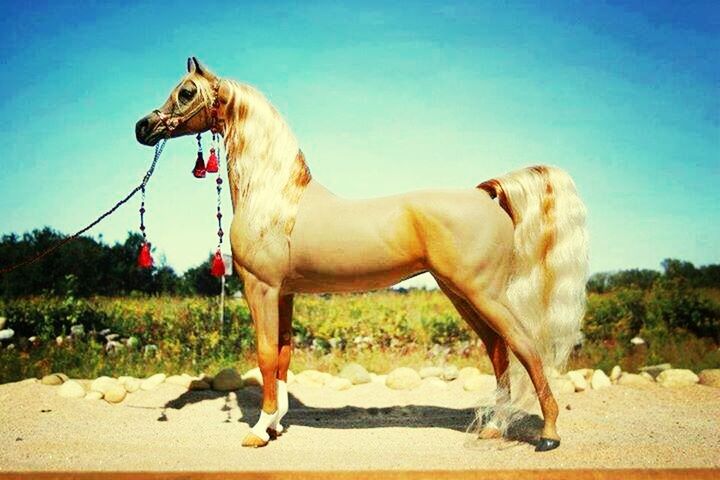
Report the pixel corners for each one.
[135,57,220,146]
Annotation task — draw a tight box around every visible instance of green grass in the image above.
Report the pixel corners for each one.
[1,289,718,383]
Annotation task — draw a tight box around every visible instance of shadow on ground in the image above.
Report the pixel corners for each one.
[158,386,544,446]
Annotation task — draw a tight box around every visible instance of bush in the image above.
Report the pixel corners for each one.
[646,278,720,341]
[583,288,645,343]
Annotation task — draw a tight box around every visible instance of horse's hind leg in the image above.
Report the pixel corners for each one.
[461,290,560,451]
[436,281,510,439]
[268,294,293,438]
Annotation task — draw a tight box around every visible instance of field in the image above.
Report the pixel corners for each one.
[1,285,719,383]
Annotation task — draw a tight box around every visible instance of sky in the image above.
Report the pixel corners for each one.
[0,1,718,288]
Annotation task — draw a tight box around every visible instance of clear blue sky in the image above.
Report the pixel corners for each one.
[0,1,718,287]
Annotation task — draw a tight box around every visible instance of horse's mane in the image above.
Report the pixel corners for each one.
[187,70,311,238]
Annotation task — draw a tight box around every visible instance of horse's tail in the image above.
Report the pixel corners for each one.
[478,165,588,399]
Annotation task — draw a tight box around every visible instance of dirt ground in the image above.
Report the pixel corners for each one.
[0,377,718,471]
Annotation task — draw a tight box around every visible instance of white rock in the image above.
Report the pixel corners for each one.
[296,369,332,387]
[657,369,699,387]
[698,369,720,388]
[640,372,655,382]
[419,366,444,379]
[41,373,68,386]
[327,377,353,391]
[590,370,612,389]
[104,385,127,403]
[630,336,645,345]
[55,336,64,346]
[91,376,119,394]
[567,370,589,392]
[339,363,371,384]
[211,369,243,391]
[441,365,459,381]
[462,374,496,392]
[639,363,672,379]
[85,391,103,400]
[286,370,295,384]
[574,368,594,381]
[458,367,482,381]
[422,377,449,390]
[124,378,141,393]
[386,367,422,390]
[618,373,654,387]
[610,365,622,383]
[58,380,86,399]
[0,328,14,340]
[141,373,167,391]
[551,377,576,394]
[166,375,192,388]
[241,367,263,386]
[370,373,387,384]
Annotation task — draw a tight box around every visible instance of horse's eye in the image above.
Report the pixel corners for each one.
[179,88,195,101]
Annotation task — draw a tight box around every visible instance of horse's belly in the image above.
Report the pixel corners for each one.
[285,199,425,293]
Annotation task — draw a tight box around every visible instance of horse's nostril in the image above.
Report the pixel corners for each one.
[136,117,150,136]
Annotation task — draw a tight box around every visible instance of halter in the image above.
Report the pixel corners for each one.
[153,79,222,137]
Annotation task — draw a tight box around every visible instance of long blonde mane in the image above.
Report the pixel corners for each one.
[189,72,311,239]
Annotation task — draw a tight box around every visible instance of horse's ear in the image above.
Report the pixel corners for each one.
[188,56,210,75]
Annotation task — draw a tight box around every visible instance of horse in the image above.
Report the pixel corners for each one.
[135,57,588,452]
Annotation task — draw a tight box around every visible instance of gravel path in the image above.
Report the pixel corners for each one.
[1,377,718,471]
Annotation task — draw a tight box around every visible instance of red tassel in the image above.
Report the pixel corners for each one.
[210,250,225,277]
[192,151,206,178]
[137,242,153,269]
[206,148,219,173]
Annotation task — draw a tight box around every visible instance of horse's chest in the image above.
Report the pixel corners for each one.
[229,215,290,283]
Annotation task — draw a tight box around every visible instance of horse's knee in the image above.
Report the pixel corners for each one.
[257,344,279,369]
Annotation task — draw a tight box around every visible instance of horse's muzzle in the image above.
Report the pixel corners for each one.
[135,113,162,146]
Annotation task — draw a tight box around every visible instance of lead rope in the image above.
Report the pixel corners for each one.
[0,140,167,275]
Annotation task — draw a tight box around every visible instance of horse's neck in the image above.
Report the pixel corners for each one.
[223,95,310,239]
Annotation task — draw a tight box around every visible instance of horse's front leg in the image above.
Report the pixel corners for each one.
[241,276,280,448]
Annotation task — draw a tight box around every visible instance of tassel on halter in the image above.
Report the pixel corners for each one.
[137,242,153,268]
[210,249,225,277]
[206,147,219,173]
[192,133,206,178]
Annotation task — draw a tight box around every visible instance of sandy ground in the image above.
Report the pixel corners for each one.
[0,376,719,471]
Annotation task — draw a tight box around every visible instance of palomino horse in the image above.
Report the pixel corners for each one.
[136,58,588,452]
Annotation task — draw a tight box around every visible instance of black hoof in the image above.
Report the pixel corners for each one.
[535,437,560,452]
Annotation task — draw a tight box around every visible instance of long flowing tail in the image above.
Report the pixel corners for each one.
[478,165,589,405]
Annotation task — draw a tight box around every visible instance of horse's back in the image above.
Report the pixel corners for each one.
[285,182,513,294]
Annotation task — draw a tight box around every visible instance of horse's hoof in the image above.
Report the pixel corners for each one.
[241,432,269,448]
[535,437,560,452]
[267,428,281,440]
[478,426,502,439]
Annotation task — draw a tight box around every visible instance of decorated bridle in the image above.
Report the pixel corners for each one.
[139,79,226,277]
